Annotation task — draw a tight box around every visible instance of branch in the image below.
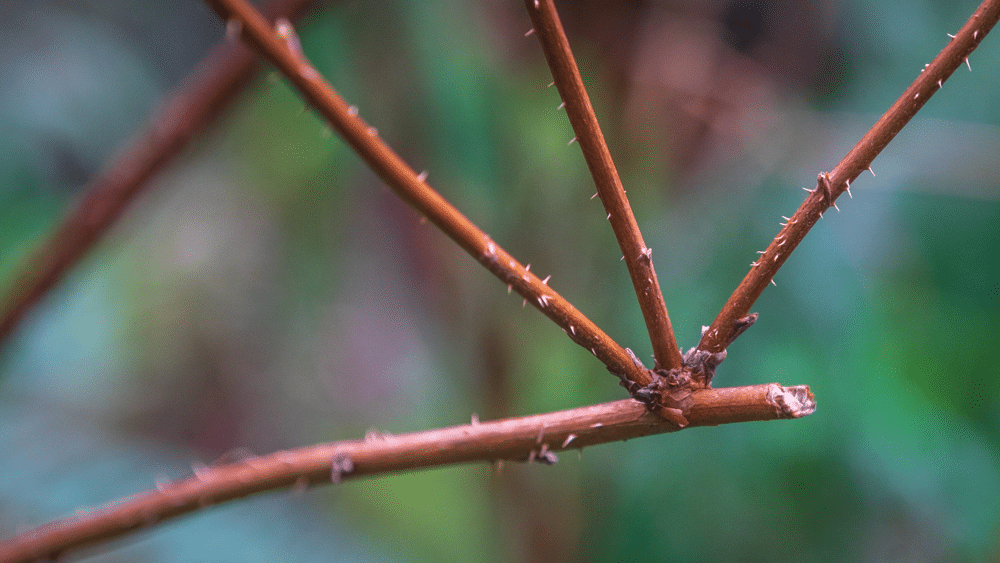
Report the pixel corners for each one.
[699,0,1000,353]
[0,383,814,563]
[0,0,319,347]
[524,0,683,370]
[200,0,658,393]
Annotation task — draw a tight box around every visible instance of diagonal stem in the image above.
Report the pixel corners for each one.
[698,0,1000,354]
[201,0,656,392]
[0,0,319,347]
[0,383,814,563]
[524,0,683,370]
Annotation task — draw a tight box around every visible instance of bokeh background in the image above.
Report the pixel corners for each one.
[2,0,999,561]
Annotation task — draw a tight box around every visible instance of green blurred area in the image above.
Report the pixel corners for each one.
[1,1,999,561]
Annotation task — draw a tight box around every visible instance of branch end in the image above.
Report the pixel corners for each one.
[765,384,816,418]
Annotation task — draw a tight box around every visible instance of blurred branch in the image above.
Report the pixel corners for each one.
[200,0,659,392]
[525,0,683,371]
[698,0,1000,354]
[0,0,319,346]
[0,383,814,563]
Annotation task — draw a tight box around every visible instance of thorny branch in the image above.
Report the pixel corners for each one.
[525,0,683,371]
[0,0,319,346]
[0,384,815,563]
[698,0,1000,354]
[200,0,661,393]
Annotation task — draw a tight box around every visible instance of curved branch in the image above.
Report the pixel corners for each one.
[0,384,814,563]
[201,0,656,391]
[698,0,1000,353]
[525,0,683,371]
[0,0,319,347]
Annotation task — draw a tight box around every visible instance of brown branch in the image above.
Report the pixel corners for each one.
[524,0,683,371]
[0,0,319,347]
[200,0,659,394]
[698,0,1000,354]
[0,383,814,563]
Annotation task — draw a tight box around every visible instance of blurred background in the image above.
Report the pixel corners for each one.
[1,0,998,561]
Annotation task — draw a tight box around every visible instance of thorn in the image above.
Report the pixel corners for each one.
[348,105,359,117]
[548,81,555,87]
[534,0,540,8]
[471,413,479,425]
[750,261,759,267]
[525,264,531,272]
[832,201,840,211]
[591,192,598,199]
[938,79,943,88]
[537,294,551,307]
[569,325,576,335]
[757,250,765,254]
[803,186,815,193]
[557,101,566,110]
[620,255,624,260]
[868,166,875,176]
[568,136,577,145]
[782,216,792,221]
[367,126,378,136]
[275,17,303,57]
[845,179,852,198]
[523,299,527,307]
[562,434,577,448]
[542,275,551,285]
[965,57,972,71]
[507,284,512,294]
[948,33,956,39]
[974,30,979,40]
[607,212,611,220]
[416,170,428,182]
[771,278,777,286]
[525,28,535,37]
[914,93,920,100]
[591,348,597,356]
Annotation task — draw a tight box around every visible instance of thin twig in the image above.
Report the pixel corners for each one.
[524,0,683,371]
[0,383,814,563]
[201,0,656,391]
[698,0,1000,353]
[0,0,318,347]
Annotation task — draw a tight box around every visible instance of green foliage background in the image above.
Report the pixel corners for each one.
[1,1,998,561]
